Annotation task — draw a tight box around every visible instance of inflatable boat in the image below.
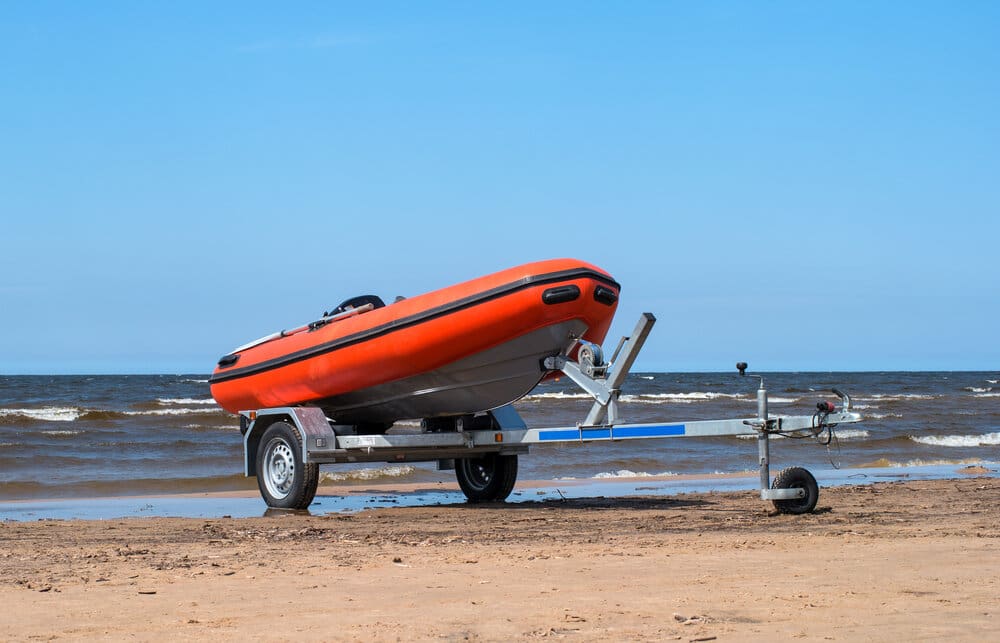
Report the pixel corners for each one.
[209,259,620,425]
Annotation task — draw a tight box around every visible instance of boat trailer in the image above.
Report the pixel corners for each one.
[238,313,863,514]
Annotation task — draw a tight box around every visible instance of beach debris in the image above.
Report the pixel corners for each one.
[530,627,581,637]
[958,465,994,475]
[138,590,157,595]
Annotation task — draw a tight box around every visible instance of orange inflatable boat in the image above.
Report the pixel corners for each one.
[209,259,620,426]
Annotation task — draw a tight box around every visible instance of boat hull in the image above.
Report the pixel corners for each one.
[209,259,619,422]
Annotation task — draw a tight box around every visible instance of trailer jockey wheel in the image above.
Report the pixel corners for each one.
[256,422,320,510]
[456,453,518,502]
[771,466,819,514]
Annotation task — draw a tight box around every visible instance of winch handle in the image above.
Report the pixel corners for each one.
[831,388,852,411]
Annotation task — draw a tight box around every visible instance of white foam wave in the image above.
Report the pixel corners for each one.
[974,393,1000,398]
[526,391,746,404]
[320,465,417,482]
[0,442,13,448]
[911,432,1000,448]
[183,379,209,383]
[864,412,903,420]
[965,387,993,393]
[522,392,593,401]
[41,430,83,437]
[864,457,991,468]
[620,392,744,404]
[988,380,998,385]
[830,429,870,440]
[126,408,223,416]
[767,397,800,404]
[592,470,676,479]
[639,376,655,380]
[0,407,82,422]
[861,394,937,401]
[157,398,218,405]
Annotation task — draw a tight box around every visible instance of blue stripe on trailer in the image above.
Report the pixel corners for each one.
[538,428,611,441]
[613,424,686,438]
[537,424,686,441]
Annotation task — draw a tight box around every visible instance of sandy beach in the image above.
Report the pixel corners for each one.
[1,476,998,641]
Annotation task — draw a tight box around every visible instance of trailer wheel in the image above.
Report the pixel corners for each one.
[771,466,819,515]
[256,421,319,510]
[456,453,518,503]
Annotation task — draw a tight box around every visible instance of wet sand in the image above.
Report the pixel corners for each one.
[2,476,999,641]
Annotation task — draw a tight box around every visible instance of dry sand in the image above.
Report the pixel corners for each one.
[2,477,998,641]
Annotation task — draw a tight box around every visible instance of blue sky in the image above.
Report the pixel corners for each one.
[2,2,998,374]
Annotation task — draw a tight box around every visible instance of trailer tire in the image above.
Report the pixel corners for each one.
[456,453,518,503]
[771,466,819,514]
[256,421,319,510]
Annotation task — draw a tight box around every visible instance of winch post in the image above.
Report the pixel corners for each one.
[582,313,656,426]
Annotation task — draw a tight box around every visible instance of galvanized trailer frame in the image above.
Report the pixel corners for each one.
[239,313,862,514]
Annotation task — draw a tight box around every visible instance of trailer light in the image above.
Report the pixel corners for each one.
[495,433,503,443]
[249,411,257,421]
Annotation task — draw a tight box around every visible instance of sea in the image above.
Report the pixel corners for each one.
[1,371,998,502]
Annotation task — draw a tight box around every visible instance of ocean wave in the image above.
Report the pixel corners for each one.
[910,432,1000,447]
[40,430,83,437]
[988,380,998,385]
[320,465,417,482]
[828,428,870,440]
[525,390,747,404]
[864,412,904,420]
[592,469,677,479]
[857,457,990,468]
[860,394,938,401]
[638,376,655,380]
[522,392,593,401]
[767,397,800,404]
[182,379,209,384]
[964,387,993,393]
[125,408,226,417]
[974,392,1000,398]
[619,392,744,404]
[0,407,82,422]
[156,398,218,405]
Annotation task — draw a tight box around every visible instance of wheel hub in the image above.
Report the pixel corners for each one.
[264,440,295,498]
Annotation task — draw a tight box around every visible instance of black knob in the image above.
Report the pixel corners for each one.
[736,362,748,376]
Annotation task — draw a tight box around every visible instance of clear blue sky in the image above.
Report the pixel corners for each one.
[2,2,998,374]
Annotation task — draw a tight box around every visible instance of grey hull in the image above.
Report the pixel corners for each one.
[314,320,587,423]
